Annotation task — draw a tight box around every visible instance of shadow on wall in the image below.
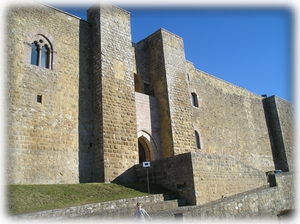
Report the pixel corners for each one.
[78,19,103,183]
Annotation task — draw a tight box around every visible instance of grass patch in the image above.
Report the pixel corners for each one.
[7,183,150,215]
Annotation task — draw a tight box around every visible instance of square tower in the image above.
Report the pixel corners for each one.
[88,5,138,182]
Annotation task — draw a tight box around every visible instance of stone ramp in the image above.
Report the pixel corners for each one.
[14,194,178,219]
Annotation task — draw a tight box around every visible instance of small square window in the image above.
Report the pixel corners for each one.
[37,95,42,103]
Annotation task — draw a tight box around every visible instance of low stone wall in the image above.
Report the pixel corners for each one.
[134,153,196,205]
[153,172,294,218]
[13,194,168,219]
[191,152,268,205]
[13,173,294,219]
[135,152,268,206]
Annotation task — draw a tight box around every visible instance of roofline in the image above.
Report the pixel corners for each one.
[40,2,89,23]
[136,28,183,44]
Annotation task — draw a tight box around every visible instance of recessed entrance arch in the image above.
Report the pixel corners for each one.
[138,138,151,163]
[137,130,158,163]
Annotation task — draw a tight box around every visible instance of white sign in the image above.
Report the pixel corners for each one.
[142,161,151,168]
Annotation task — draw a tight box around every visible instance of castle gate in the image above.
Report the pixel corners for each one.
[138,137,151,163]
[137,130,159,163]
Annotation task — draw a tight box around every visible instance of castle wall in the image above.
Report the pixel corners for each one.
[135,31,174,158]
[135,92,161,160]
[263,96,294,172]
[186,62,275,172]
[134,153,196,205]
[191,153,268,205]
[182,172,294,218]
[7,5,93,184]
[134,152,268,206]
[160,30,196,155]
[136,29,195,158]
[87,6,138,182]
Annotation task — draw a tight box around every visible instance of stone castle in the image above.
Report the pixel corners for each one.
[7,3,294,210]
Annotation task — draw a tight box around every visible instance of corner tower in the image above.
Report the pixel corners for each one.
[88,5,138,182]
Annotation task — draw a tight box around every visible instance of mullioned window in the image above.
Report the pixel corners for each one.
[29,35,53,69]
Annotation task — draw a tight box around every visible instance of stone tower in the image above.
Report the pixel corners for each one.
[87,5,139,182]
[134,29,196,158]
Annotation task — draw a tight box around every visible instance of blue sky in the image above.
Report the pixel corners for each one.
[55,5,293,102]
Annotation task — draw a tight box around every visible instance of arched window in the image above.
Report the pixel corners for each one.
[41,45,50,68]
[191,92,199,107]
[195,130,201,149]
[30,35,53,69]
[30,42,39,66]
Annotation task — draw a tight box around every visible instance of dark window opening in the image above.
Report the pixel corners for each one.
[191,92,199,107]
[134,73,143,93]
[37,95,42,103]
[31,42,39,66]
[41,45,50,69]
[138,142,147,164]
[174,213,183,219]
[195,130,201,149]
[144,83,154,96]
[29,35,52,69]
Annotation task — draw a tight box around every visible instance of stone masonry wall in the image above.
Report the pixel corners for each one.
[7,5,93,184]
[275,97,294,171]
[134,152,268,206]
[134,153,196,205]
[87,5,138,182]
[263,96,294,172]
[191,152,268,205]
[14,194,176,218]
[160,30,195,155]
[136,29,195,158]
[186,61,275,172]
[183,172,294,218]
[135,92,161,160]
[155,172,294,218]
[136,31,174,158]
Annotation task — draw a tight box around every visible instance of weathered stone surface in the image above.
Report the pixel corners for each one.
[134,152,268,206]
[7,5,93,184]
[186,61,275,172]
[89,5,138,182]
[14,194,178,219]
[7,4,294,216]
[152,173,294,219]
[191,152,268,205]
[263,96,294,172]
[135,92,161,160]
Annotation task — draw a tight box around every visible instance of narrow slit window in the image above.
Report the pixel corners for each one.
[195,130,201,149]
[37,95,42,103]
[30,42,39,66]
[191,92,199,107]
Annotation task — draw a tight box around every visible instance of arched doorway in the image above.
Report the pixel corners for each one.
[138,137,151,164]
